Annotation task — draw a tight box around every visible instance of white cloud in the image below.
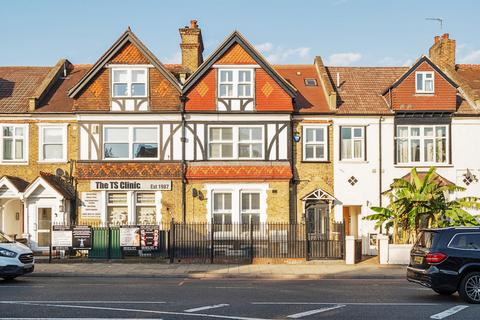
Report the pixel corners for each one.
[255,42,311,64]
[327,52,362,66]
[460,50,480,64]
[402,58,414,67]
[163,50,181,64]
[255,42,274,52]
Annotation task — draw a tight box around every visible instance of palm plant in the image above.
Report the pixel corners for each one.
[364,167,480,243]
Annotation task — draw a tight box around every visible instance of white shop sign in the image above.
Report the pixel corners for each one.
[81,192,101,218]
[90,180,172,191]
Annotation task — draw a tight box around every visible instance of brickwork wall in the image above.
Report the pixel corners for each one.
[293,122,334,222]
[0,120,78,182]
[185,69,216,111]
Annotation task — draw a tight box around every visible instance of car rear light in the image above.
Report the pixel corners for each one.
[426,252,448,264]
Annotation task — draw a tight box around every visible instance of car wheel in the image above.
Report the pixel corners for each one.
[459,272,480,304]
[433,288,456,295]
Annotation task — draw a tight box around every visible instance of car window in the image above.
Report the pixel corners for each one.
[415,231,437,249]
[449,233,480,250]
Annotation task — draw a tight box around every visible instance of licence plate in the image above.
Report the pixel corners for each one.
[23,263,33,269]
[413,256,423,264]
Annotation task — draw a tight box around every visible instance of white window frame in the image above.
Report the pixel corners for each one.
[302,125,328,162]
[340,126,365,161]
[38,124,68,163]
[238,127,263,160]
[106,192,129,226]
[240,191,261,225]
[415,71,435,94]
[395,124,449,165]
[211,191,233,228]
[208,125,264,160]
[111,67,148,98]
[206,183,268,227]
[218,68,254,98]
[135,192,157,225]
[0,124,28,164]
[103,125,160,161]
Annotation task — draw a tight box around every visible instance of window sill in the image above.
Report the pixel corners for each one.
[301,159,330,163]
[0,161,28,165]
[414,93,435,96]
[38,160,68,164]
[394,164,453,168]
[339,160,369,164]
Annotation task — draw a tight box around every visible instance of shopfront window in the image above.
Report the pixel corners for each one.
[135,192,156,225]
[107,192,128,225]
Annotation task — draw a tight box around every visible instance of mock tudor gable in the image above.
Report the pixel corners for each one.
[385,56,458,112]
[183,31,296,112]
[68,29,181,112]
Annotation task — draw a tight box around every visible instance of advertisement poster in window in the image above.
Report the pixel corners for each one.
[52,225,73,250]
[120,226,140,250]
[140,225,160,250]
[72,225,92,250]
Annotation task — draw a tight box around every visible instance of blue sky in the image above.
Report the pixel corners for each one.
[2,0,480,67]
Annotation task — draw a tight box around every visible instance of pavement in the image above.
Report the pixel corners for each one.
[30,258,406,280]
[0,276,476,319]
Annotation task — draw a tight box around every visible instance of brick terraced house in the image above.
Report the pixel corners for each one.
[0,21,480,256]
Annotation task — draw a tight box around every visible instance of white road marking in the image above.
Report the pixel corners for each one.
[287,305,346,318]
[185,303,230,313]
[430,305,469,319]
[0,301,166,304]
[252,302,439,306]
[0,318,163,320]
[0,286,44,288]
[0,302,269,320]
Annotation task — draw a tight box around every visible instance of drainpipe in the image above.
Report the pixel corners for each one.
[180,96,187,223]
[290,115,297,224]
[378,115,384,234]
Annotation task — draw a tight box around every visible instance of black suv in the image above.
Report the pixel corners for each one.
[407,227,480,303]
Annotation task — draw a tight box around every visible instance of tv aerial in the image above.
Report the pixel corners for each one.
[426,17,444,30]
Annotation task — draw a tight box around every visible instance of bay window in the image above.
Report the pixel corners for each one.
[112,68,147,98]
[208,126,263,160]
[303,126,328,161]
[396,125,448,164]
[1,125,27,163]
[103,126,158,160]
[39,125,67,162]
[218,69,253,98]
[416,71,434,93]
[340,127,365,160]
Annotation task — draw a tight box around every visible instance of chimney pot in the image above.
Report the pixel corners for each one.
[179,20,204,73]
[442,33,449,40]
[434,36,440,44]
[191,20,198,29]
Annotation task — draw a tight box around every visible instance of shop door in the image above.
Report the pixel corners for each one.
[37,208,52,248]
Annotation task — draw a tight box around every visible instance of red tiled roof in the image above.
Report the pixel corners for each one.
[0,67,51,113]
[37,64,91,112]
[449,64,480,114]
[326,66,408,114]
[274,65,330,113]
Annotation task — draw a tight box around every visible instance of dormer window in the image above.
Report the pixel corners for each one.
[218,69,253,98]
[112,68,147,98]
[304,78,317,86]
[415,71,434,93]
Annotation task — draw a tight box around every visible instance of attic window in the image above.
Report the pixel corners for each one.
[304,78,317,86]
[415,71,434,94]
[112,68,148,98]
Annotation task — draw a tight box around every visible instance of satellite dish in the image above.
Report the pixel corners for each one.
[55,168,65,177]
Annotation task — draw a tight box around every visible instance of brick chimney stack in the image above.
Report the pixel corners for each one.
[429,33,456,70]
[179,20,204,74]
